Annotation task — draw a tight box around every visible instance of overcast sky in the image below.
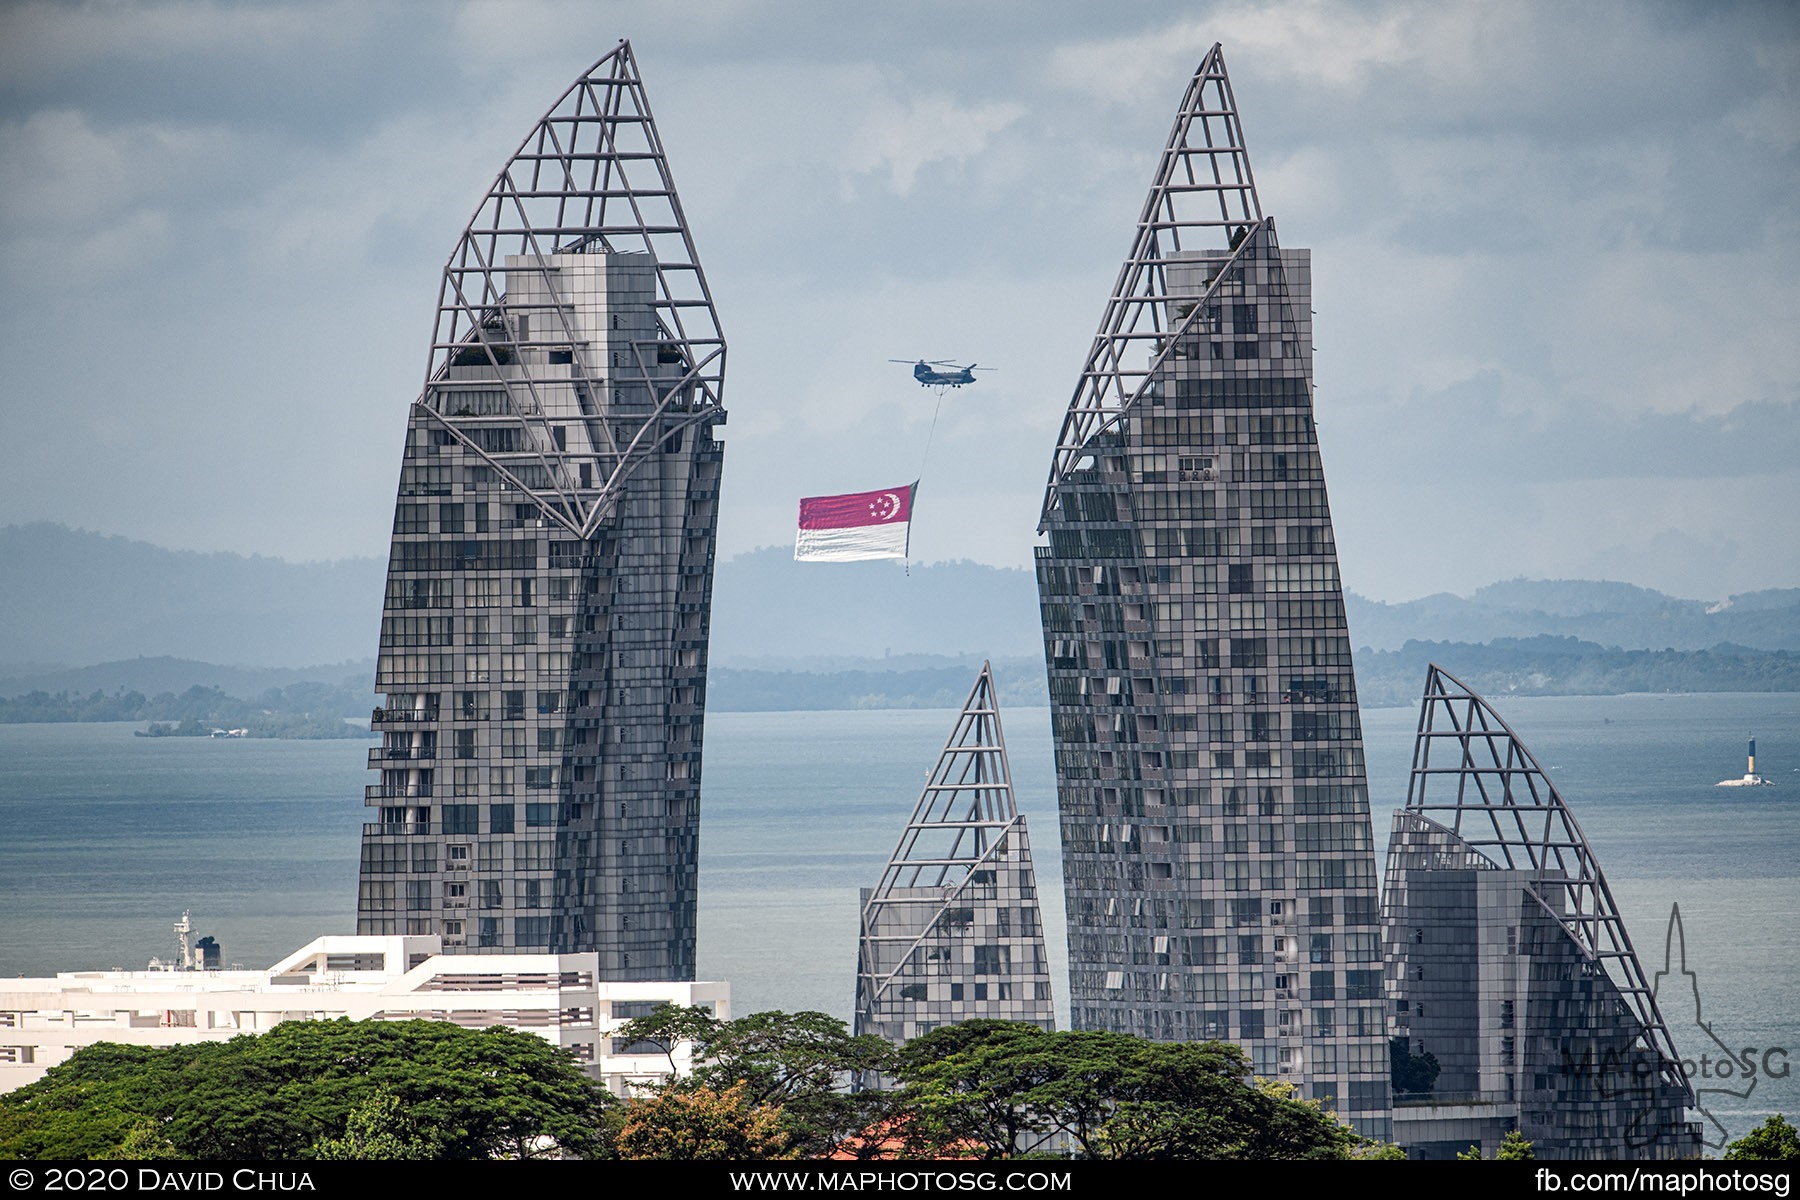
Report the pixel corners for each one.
[1,0,1795,602]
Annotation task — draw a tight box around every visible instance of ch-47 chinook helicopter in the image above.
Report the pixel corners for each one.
[889,359,996,393]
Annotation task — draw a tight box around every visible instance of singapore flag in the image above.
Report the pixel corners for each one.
[795,483,918,562]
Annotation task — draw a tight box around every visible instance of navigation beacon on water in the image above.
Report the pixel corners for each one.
[1716,736,1774,787]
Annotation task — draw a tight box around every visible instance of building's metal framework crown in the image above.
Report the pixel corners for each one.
[857,662,1027,994]
[1402,664,1690,1100]
[1040,42,1267,527]
[420,40,724,539]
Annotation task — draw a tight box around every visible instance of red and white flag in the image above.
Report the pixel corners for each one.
[795,483,918,562]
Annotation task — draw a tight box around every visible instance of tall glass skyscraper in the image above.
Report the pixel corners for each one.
[1034,45,1390,1136]
[356,43,726,980]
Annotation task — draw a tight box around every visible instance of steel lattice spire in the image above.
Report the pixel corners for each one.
[1040,43,1282,526]
[1401,664,1690,1098]
[421,40,725,540]
[853,664,1054,1042]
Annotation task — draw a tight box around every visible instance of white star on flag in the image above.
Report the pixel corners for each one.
[796,483,918,562]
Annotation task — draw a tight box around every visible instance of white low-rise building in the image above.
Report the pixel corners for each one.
[0,935,727,1097]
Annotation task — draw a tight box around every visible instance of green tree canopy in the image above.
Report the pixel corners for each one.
[0,1019,613,1160]
[1724,1114,1800,1161]
[1496,1129,1535,1160]
[616,1080,791,1160]
[309,1088,432,1160]
[616,1006,896,1158]
[896,1021,1361,1160]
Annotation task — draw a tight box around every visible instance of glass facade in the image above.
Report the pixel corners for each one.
[355,44,726,980]
[854,664,1055,1046]
[1381,666,1699,1159]
[1032,45,1389,1136]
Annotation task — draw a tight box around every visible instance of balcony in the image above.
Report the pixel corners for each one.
[366,786,434,802]
[373,708,438,724]
[368,748,437,767]
[362,822,431,837]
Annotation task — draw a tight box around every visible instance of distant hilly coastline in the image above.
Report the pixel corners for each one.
[1349,638,1800,709]
[2,522,1797,715]
[0,523,385,670]
[0,676,376,739]
[1347,579,1800,656]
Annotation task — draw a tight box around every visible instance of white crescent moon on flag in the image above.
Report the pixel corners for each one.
[876,492,902,521]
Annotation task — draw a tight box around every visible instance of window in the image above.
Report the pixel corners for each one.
[1185,936,1224,966]
[526,802,557,827]
[442,805,478,835]
[612,1001,668,1020]
[489,804,514,834]
[393,504,430,535]
[386,577,451,609]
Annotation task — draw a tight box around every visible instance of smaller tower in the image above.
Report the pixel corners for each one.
[854,664,1055,1046]
[1381,665,1697,1159]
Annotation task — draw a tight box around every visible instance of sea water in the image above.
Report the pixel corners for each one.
[0,693,1793,1142]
